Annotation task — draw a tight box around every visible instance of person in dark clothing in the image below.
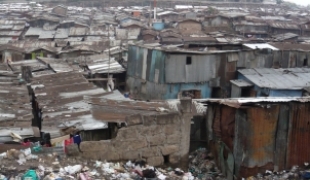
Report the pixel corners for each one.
[73,132,82,152]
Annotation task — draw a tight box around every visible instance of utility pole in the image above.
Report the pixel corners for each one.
[108,24,111,76]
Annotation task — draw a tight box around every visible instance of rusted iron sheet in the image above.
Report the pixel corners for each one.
[286,103,310,168]
[274,104,290,171]
[235,105,279,178]
[212,105,235,151]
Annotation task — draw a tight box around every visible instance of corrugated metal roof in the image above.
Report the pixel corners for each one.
[273,33,299,41]
[0,31,22,37]
[54,28,69,39]
[9,59,48,73]
[69,27,88,36]
[243,43,278,50]
[38,30,55,39]
[239,68,310,90]
[10,40,56,50]
[269,22,300,30]
[197,97,310,108]
[88,27,109,36]
[157,11,179,16]
[0,65,32,135]
[30,71,108,134]
[25,27,43,36]
[230,79,253,87]
[12,24,25,31]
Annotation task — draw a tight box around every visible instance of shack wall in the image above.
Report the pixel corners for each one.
[207,102,310,178]
[80,101,192,168]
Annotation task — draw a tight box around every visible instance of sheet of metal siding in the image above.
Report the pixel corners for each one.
[148,50,156,82]
[231,84,241,98]
[237,51,246,68]
[233,109,248,177]
[264,54,274,68]
[238,51,255,69]
[220,106,235,150]
[165,54,186,83]
[274,104,289,171]
[146,49,153,81]
[288,52,297,68]
[146,81,166,99]
[153,50,165,84]
[141,48,147,80]
[127,45,137,77]
[251,54,266,69]
[207,105,215,141]
[235,106,279,178]
[165,54,217,83]
[245,106,279,167]
[272,51,281,68]
[296,52,307,67]
[135,46,143,78]
[280,51,290,68]
[286,103,310,168]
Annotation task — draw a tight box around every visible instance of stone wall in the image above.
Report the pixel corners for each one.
[80,99,192,167]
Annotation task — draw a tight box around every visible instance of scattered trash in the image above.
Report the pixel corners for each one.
[188,148,221,179]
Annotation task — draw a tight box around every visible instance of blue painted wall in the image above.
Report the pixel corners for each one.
[237,73,303,97]
[269,90,302,97]
[127,45,212,99]
[164,83,212,99]
[153,22,165,31]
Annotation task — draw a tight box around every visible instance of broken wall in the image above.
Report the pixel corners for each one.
[80,99,192,168]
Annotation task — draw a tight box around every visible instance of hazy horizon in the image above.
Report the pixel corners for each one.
[284,0,309,6]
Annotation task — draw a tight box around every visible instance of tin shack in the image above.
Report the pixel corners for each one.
[199,97,310,179]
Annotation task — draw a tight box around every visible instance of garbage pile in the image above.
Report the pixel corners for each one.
[188,148,225,180]
[0,147,197,180]
[245,164,310,180]
[0,147,227,180]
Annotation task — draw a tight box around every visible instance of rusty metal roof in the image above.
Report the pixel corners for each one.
[272,32,299,41]
[10,40,56,51]
[69,27,89,36]
[269,22,300,30]
[30,71,108,136]
[9,59,48,73]
[270,42,310,51]
[0,65,32,137]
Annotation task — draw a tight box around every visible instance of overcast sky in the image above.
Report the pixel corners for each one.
[284,0,309,6]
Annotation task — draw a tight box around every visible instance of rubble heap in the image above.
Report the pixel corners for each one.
[189,148,225,180]
[0,146,231,180]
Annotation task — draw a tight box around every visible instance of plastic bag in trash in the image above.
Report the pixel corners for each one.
[23,169,38,180]
[0,174,7,180]
[64,165,82,174]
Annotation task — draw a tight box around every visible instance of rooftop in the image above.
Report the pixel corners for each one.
[238,68,310,90]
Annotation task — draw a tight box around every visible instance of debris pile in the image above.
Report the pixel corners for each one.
[245,164,310,180]
[0,147,229,179]
[189,148,225,180]
[0,147,197,180]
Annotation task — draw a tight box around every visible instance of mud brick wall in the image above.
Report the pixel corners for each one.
[80,99,192,167]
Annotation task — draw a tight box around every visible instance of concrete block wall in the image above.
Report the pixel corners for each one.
[80,100,193,168]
